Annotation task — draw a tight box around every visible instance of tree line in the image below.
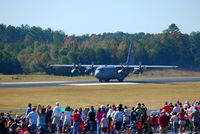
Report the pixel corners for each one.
[0,24,200,75]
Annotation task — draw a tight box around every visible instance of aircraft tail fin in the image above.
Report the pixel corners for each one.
[125,44,135,65]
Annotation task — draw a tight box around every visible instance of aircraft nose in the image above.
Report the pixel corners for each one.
[94,70,101,78]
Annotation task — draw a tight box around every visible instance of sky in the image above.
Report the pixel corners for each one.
[0,0,200,35]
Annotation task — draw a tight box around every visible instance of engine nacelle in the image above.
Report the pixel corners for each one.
[133,66,145,74]
[133,68,140,74]
[85,65,95,75]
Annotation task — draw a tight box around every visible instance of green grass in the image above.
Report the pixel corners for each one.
[140,69,200,77]
[0,74,95,82]
[0,82,200,111]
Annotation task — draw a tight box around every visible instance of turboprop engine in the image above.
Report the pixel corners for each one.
[133,62,145,75]
[85,64,95,75]
[71,64,83,74]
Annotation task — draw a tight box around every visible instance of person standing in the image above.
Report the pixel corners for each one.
[62,106,72,133]
[100,113,108,134]
[113,106,124,134]
[52,102,62,134]
[0,112,8,134]
[36,104,42,132]
[88,106,96,133]
[26,106,38,134]
[124,106,131,129]
[26,103,32,115]
[191,107,200,133]
[72,109,81,134]
[107,105,115,118]
[161,102,171,114]
[96,107,103,134]
[45,105,53,133]
[178,108,187,133]
[40,106,47,134]
[170,112,179,133]
[173,103,180,113]
[158,111,169,134]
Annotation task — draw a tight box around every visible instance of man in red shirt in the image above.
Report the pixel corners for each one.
[161,102,171,114]
[158,111,169,134]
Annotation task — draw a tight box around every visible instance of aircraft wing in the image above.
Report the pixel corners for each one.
[50,64,75,67]
[50,64,100,67]
[50,64,178,68]
[129,65,178,68]
[115,65,178,74]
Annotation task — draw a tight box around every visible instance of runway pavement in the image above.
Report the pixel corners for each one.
[0,77,200,88]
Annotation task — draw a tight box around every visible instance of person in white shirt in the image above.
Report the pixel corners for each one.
[183,100,190,109]
[110,107,116,120]
[107,105,115,118]
[173,103,180,113]
[62,106,72,133]
[124,106,131,127]
[170,112,179,133]
[27,106,38,133]
[100,114,108,134]
[113,107,124,134]
[52,102,62,133]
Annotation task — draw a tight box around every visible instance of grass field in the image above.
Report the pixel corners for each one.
[0,74,95,82]
[0,69,200,112]
[0,82,200,111]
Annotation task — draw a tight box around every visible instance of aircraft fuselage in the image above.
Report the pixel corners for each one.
[94,66,132,82]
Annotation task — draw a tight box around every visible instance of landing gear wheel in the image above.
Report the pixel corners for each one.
[99,79,103,82]
[105,79,110,82]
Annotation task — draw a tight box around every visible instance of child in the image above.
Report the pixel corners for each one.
[101,114,108,134]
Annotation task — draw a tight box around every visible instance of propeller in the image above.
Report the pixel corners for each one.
[71,64,82,74]
[117,64,124,74]
[133,61,145,75]
[138,61,143,76]
[85,63,95,75]
[117,64,129,74]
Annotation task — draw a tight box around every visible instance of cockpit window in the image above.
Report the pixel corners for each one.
[99,68,105,71]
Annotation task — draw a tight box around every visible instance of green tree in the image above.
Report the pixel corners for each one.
[163,24,180,33]
[190,32,200,66]
[95,48,111,64]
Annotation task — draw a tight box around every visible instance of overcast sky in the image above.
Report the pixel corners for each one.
[1,0,200,35]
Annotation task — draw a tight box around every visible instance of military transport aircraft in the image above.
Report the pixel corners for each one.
[50,45,177,82]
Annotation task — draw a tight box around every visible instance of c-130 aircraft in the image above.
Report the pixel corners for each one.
[50,45,177,82]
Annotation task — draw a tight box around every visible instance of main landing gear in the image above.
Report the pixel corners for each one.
[98,79,124,82]
[99,79,110,82]
[118,79,124,82]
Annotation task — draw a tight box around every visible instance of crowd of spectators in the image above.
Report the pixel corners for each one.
[0,100,200,134]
